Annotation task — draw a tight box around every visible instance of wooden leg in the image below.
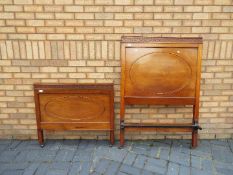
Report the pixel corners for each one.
[119,126,125,148]
[192,130,198,148]
[110,130,114,146]
[37,129,44,147]
[192,105,199,148]
[119,97,125,148]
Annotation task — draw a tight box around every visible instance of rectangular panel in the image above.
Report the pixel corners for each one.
[40,123,110,130]
[39,93,110,123]
[125,97,195,105]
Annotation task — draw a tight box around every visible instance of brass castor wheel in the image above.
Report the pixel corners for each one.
[40,144,44,148]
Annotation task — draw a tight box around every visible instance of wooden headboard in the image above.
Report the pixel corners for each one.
[120,36,203,148]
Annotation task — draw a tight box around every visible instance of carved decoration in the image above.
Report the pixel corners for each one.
[34,84,113,90]
[121,36,203,43]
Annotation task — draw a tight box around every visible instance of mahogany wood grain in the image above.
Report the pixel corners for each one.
[34,83,115,146]
[40,123,111,130]
[120,36,202,148]
[125,97,195,105]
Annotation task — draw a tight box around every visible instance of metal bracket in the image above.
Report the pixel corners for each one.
[120,120,125,129]
[120,121,202,130]
[193,122,202,130]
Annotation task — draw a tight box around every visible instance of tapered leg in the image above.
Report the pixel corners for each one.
[192,105,199,148]
[119,98,125,148]
[37,129,44,147]
[119,126,125,148]
[110,130,114,146]
[192,130,198,148]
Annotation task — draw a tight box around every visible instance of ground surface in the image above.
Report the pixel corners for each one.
[0,139,233,175]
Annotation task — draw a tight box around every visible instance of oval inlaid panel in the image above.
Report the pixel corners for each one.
[129,52,192,95]
[44,96,105,121]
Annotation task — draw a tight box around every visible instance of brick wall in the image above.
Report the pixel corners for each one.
[0,0,232,140]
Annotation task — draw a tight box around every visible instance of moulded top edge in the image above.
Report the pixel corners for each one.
[33,83,114,89]
[121,36,203,44]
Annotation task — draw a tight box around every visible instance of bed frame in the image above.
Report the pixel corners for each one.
[120,36,203,148]
[34,83,114,147]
